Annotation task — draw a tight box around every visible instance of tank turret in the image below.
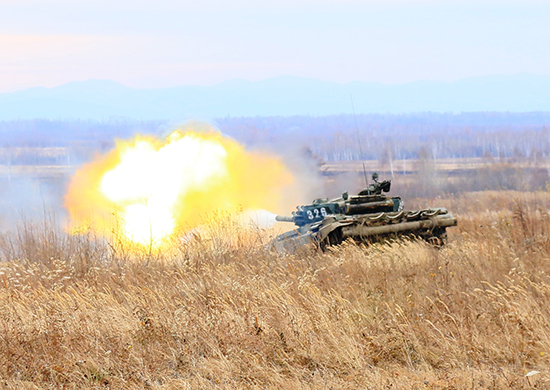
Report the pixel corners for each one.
[276,173,402,227]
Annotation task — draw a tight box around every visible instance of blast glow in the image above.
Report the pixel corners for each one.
[65,128,293,246]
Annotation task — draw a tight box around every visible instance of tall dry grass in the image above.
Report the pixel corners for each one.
[1,192,550,388]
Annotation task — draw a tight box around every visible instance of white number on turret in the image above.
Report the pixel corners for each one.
[306,207,329,220]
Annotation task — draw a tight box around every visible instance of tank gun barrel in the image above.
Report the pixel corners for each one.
[275,215,295,223]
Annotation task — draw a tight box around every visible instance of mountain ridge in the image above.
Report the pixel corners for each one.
[0,74,549,120]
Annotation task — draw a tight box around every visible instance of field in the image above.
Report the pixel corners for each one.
[1,190,550,389]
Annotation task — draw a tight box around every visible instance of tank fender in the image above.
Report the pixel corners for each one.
[315,216,355,242]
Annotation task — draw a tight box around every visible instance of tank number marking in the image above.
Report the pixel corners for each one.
[306,207,328,220]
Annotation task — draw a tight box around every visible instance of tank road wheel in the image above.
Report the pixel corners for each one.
[426,227,447,247]
[320,228,343,251]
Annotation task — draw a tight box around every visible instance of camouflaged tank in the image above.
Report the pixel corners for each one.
[272,173,457,251]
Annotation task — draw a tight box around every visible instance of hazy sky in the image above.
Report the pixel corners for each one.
[0,0,549,92]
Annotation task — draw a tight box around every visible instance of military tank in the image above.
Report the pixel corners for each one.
[272,173,457,250]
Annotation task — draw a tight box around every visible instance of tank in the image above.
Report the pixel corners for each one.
[272,173,457,250]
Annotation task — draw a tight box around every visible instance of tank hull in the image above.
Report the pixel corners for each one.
[272,208,457,251]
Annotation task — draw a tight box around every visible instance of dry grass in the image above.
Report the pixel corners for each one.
[2,192,550,388]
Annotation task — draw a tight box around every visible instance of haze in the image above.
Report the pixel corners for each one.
[1,0,549,92]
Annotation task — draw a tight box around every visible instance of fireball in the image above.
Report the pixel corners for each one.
[65,127,293,247]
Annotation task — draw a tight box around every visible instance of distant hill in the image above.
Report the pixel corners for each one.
[0,74,549,120]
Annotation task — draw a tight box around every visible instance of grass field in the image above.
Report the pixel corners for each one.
[1,191,550,388]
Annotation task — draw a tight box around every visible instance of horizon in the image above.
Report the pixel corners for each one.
[1,73,550,119]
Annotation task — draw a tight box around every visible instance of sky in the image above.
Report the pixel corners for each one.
[0,0,549,92]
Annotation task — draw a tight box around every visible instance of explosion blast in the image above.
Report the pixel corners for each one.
[65,127,293,247]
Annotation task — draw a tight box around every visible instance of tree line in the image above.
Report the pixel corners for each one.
[1,113,550,166]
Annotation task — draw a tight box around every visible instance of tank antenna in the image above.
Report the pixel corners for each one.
[350,94,369,187]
